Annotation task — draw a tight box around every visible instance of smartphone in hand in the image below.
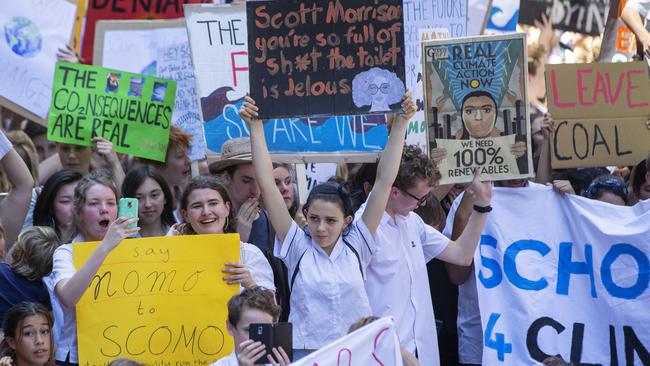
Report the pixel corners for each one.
[249,322,292,364]
[118,198,138,229]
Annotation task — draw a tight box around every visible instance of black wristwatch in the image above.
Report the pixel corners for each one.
[473,204,492,213]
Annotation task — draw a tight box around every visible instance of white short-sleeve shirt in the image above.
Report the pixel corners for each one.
[356,202,449,366]
[274,219,375,350]
[209,351,238,366]
[241,241,275,292]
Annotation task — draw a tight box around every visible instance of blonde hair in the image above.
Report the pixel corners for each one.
[8,226,60,281]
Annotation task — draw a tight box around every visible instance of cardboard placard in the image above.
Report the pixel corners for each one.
[81,0,208,65]
[546,62,650,168]
[423,33,533,184]
[518,0,609,36]
[0,0,76,122]
[47,62,176,162]
[246,0,406,119]
[74,234,239,365]
[598,0,637,62]
[184,4,388,162]
[94,19,207,161]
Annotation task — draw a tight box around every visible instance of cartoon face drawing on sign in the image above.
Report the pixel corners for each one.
[352,67,405,113]
[457,90,500,139]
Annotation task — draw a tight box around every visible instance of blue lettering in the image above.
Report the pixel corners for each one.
[556,242,597,298]
[504,240,550,291]
[601,243,649,300]
[479,235,502,289]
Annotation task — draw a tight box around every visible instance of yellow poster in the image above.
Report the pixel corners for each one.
[72,0,87,53]
[73,234,240,365]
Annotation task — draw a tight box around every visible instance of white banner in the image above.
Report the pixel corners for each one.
[291,317,403,366]
[0,0,76,119]
[475,186,650,365]
[95,20,206,160]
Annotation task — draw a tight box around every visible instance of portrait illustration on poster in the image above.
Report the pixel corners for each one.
[423,33,533,184]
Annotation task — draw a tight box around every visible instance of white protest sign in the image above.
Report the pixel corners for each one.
[403,0,468,149]
[94,19,206,160]
[0,0,76,122]
[474,186,650,365]
[291,317,403,366]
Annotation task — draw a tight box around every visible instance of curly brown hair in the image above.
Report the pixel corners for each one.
[394,145,440,190]
[179,176,237,234]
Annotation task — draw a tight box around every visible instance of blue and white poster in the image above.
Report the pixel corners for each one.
[185,3,387,161]
[422,33,533,184]
[485,0,519,34]
[0,0,76,121]
[475,187,650,365]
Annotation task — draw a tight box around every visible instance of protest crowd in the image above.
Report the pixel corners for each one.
[0,0,649,365]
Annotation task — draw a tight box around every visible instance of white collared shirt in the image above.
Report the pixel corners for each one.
[274,219,376,350]
[356,203,449,366]
[210,351,238,366]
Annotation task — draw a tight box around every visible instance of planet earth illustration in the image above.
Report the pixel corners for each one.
[4,17,42,58]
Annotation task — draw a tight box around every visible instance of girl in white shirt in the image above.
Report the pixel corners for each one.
[240,93,416,354]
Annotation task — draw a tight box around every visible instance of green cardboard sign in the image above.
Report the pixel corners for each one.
[48,62,177,162]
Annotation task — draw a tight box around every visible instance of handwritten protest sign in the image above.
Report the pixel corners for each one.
[519,0,609,36]
[423,33,532,184]
[81,0,208,65]
[291,317,403,366]
[47,62,176,162]
[474,187,650,365]
[0,0,76,123]
[94,19,207,160]
[403,0,468,147]
[599,0,637,62]
[246,0,406,119]
[545,62,650,168]
[73,234,239,365]
[185,4,387,161]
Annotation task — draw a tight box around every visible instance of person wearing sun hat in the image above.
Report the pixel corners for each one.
[209,137,271,252]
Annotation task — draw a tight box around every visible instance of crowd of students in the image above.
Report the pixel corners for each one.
[1,3,650,366]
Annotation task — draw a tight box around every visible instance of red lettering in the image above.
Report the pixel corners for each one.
[371,327,390,366]
[606,71,626,105]
[550,69,576,108]
[576,68,594,106]
[592,72,610,105]
[626,70,649,108]
[230,51,248,87]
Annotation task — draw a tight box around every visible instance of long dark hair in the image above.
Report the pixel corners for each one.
[33,169,82,240]
[179,176,237,234]
[121,166,175,228]
[0,302,54,365]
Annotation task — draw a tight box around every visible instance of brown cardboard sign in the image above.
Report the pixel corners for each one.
[551,117,650,168]
[546,62,650,168]
[546,62,650,119]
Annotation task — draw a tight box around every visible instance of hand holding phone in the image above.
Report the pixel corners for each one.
[118,198,138,230]
[248,323,292,364]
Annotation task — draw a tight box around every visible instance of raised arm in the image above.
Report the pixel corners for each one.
[54,217,138,307]
[240,97,293,242]
[0,131,34,249]
[621,5,650,58]
[436,170,492,266]
[361,92,416,234]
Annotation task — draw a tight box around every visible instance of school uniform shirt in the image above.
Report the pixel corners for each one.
[274,219,376,350]
[356,203,449,366]
[0,263,51,324]
[443,193,483,365]
[240,241,275,292]
[49,234,85,363]
[209,351,238,366]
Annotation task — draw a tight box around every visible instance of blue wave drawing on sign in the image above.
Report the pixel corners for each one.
[4,17,42,58]
[487,7,520,32]
[204,100,387,154]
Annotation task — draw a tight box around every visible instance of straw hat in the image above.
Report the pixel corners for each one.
[208,137,253,173]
